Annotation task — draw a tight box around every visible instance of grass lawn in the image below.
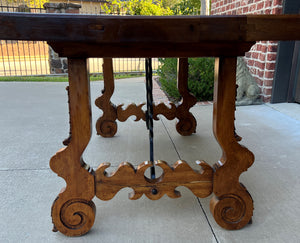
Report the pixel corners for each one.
[0,73,143,82]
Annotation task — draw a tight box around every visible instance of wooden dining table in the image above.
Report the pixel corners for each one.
[0,12,299,236]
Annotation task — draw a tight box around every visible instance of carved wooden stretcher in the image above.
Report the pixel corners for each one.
[1,13,299,236]
[95,57,198,137]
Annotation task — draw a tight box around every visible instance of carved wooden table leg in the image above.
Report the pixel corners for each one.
[50,58,96,236]
[175,58,197,136]
[95,58,118,137]
[210,57,254,230]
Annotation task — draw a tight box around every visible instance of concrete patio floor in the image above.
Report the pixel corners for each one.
[0,78,299,242]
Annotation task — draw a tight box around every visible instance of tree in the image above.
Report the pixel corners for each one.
[102,0,173,16]
[8,0,48,8]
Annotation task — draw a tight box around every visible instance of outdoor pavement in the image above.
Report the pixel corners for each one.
[0,78,299,242]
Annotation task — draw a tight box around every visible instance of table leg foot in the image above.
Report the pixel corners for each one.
[51,194,96,236]
[210,186,253,230]
[96,117,117,137]
[176,114,197,136]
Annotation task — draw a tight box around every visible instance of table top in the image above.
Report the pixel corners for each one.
[0,13,300,57]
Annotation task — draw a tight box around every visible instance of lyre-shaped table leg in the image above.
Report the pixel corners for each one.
[95,58,118,137]
[50,58,96,236]
[210,57,254,230]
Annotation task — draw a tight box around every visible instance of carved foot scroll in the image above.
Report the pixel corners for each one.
[50,58,96,236]
[95,160,213,200]
[95,58,118,137]
[210,57,254,230]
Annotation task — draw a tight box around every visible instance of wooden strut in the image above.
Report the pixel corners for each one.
[95,160,213,201]
[95,58,197,137]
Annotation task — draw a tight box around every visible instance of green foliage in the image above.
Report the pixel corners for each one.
[102,0,173,16]
[172,0,201,15]
[158,58,215,101]
[7,0,48,8]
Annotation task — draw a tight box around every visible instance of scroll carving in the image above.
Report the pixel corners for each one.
[95,58,118,137]
[95,160,213,201]
[116,102,178,122]
[117,103,146,122]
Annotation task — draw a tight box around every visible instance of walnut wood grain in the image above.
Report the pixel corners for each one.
[210,57,255,230]
[95,160,213,200]
[50,58,96,236]
[1,13,300,43]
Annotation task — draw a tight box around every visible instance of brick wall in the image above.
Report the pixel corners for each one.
[211,0,283,102]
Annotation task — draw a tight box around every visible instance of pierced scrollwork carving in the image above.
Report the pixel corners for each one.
[117,103,146,122]
[153,102,177,120]
[95,160,213,201]
[115,102,178,122]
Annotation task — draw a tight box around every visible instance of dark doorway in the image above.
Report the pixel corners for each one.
[271,0,300,103]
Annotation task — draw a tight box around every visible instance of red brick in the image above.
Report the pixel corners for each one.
[263,88,272,96]
[243,6,249,13]
[245,52,251,58]
[257,70,264,78]
[236,2,241,8]
[251,52,259,59]
[249,4,256,12]
[265,0,272,8]
[274,0,283,5]
[256,44,262,51]
[264,79,273,87]
[259,53,266,61]
[264,9,271,14]
[266,62,276,70]
[255,77,264,86]
[268,44,278,52]
[248,59,255,66]
[237,8,243,14]
[272,7,282,14]
[257,2,264,10]
[266,53,277,62]
[248,0,253,3]
[265,71,274,78]
[254,61,265,69]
